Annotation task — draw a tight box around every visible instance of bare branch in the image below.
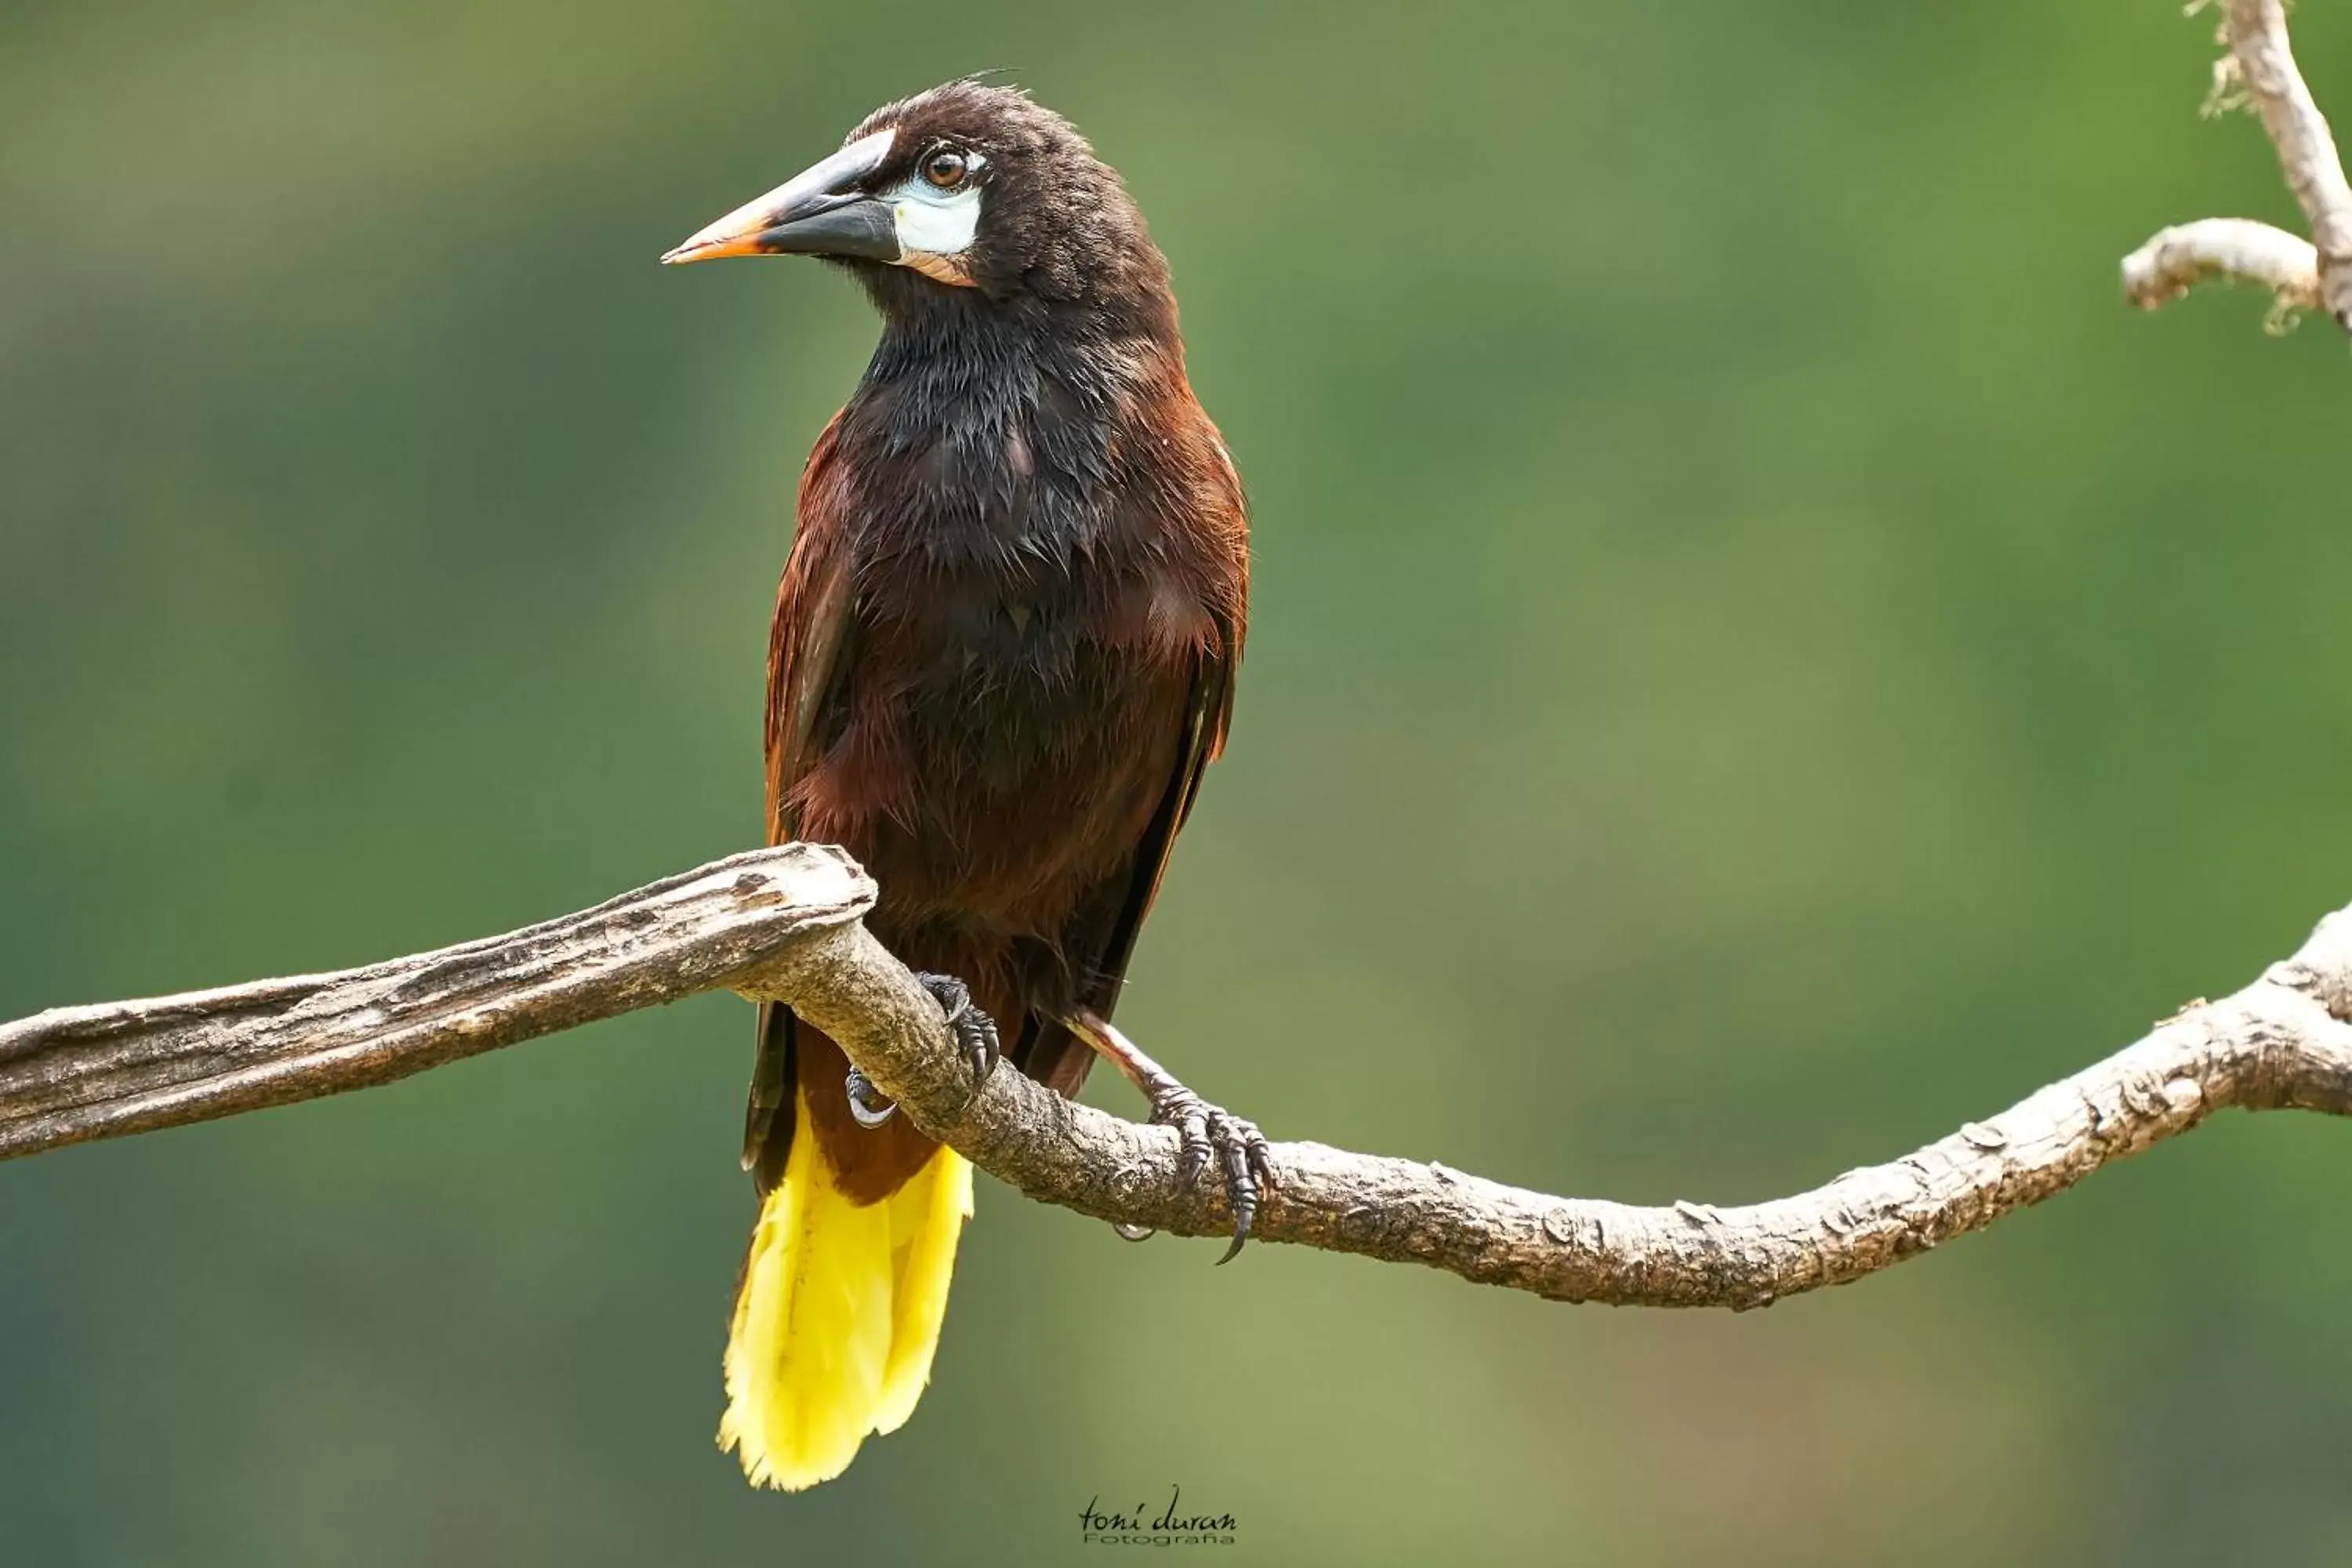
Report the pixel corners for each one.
[2124,0,2352,330]
[7,847,2352,1306]
[2223,0,2352,327]
[0,845,875,1159]
[2122,218,2320,315]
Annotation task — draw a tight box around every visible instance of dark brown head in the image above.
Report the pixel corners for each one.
[662,80,1171,321]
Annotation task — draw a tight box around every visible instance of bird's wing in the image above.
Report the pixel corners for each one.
[1101,617,1239,975]
[746,412,857,1191]
[1020,446,1249,1096]
[1017,613,1240,1098]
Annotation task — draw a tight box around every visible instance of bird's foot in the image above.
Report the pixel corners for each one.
[913,971,1000,1085]
[845,975,996,1130]
[844,1065,896,1128]
[1062,1007,1277,1261]
[1148,1083,1277,1265]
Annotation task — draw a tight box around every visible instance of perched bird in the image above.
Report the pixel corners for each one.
[663,79,1268,1491]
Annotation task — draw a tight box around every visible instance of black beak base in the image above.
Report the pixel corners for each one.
[754,197,901,262]
[662,128,905,267]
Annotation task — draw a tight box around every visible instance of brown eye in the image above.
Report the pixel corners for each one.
[922,149,968,189]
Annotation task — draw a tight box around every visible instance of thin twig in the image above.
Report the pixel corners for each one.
[2223,0,2352,327]
[2123,0,2352,330]
[2122,218,2320,317]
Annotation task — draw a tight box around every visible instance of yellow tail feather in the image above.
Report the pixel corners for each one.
[718,1089,975,1490]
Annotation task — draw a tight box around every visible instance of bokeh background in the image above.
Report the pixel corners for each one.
[7,2,2352,1563]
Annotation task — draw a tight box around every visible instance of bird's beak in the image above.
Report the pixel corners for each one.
[661,129,902,266]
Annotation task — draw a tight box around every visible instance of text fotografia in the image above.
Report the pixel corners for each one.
[1080,1486,1237,1547]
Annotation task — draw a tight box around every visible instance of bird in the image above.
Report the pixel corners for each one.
[662,78,1269,1492]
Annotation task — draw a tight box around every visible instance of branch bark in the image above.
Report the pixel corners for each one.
[0,846,873,1158]
[2122,0,2352,330]
[7,845,2352,1307]
[2122,218,2321,314]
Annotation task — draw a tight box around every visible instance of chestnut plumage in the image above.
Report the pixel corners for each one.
[670,79,1250,1489]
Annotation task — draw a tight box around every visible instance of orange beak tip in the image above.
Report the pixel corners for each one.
[659,235,768,267]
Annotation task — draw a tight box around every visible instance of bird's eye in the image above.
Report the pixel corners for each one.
[922,149,969,190]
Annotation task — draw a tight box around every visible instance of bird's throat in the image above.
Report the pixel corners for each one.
[846,299,1183,569]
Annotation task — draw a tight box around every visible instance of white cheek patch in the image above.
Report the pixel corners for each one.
[884,162,985,258]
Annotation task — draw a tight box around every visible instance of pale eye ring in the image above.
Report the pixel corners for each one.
[922,148,969,190]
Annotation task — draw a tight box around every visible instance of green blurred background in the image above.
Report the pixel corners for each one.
[7,2,2352,1562]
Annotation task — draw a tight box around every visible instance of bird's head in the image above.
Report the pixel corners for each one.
[662,79,1165,317]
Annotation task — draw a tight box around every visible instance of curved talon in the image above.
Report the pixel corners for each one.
[845,1065,897,1128]
[1214,1132,1259,1265]
[913,971,1000,1084]
[1145,1086,1276,1264]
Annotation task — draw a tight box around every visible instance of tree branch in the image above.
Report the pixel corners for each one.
[8,846,2352,1306]
[2122,0,2352,330]
[0,846,874,1158]
[2122,218,2320,314]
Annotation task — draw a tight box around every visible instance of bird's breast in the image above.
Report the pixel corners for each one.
[787,343,1240,932]
[789,537,1201,935]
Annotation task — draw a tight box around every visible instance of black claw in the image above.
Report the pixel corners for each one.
[913,971,1000,1084]
[1215,1131,1259,1264]
[845,1065,897,1128]
[1146,1086,1275,1264]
